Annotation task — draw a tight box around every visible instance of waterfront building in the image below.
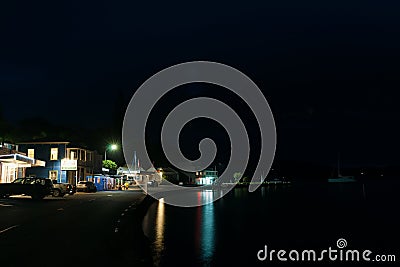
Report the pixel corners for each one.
[17,141,102,185]
[0,142,45,183]
[195,169,218,185]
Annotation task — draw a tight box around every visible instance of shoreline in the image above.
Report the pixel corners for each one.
[111,193,157,267]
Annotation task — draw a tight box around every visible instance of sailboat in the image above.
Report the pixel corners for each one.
[328,153,356,183]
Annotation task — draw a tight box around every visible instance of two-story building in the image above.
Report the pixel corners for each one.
[17,141,103,185]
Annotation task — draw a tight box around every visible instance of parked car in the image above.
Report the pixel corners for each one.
[0,177,53,200]
[52,181,75,197]
[76,181,97,192]
[147,180,159,187]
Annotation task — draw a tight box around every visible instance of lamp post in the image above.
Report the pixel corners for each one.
[104,144,118,161]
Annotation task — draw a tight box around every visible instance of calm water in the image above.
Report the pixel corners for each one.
[142,181,400,266]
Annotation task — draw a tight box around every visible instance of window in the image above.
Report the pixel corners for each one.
[80,150,86,161]
[12,178,24,184]
[49,170,58,181]
[50,148,58,160]
[25,178,35,184]
[28,149,35,159]
[36,179,46,185]
[70,150,77,160]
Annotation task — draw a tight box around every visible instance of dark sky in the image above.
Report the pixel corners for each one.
[1,1,400,167]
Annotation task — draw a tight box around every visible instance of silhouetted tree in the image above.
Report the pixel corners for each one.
[0,104,15,143]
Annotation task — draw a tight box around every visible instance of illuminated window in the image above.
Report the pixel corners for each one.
[49,170,58,181]
[28,149,35,159]
[50,148,58,160]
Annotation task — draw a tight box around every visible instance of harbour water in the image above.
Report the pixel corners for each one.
[143,181,399,266]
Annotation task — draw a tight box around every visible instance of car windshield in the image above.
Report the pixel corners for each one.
[12,178,24,184]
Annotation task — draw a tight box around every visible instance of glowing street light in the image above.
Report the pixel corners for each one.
[105,144,118,161]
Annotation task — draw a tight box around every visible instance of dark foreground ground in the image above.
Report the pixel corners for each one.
[0,190,155,267]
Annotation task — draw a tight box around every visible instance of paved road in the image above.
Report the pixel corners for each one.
[0,190,153,267]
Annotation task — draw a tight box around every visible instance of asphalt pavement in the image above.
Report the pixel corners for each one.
[0,190,154,267]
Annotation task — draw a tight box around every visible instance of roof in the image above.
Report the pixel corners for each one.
[147,166,157,172]
[0,154,46,167]
[17,140,96,151]
[17,141,70,145]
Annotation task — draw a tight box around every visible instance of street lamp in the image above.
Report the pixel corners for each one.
[105,144,118,161]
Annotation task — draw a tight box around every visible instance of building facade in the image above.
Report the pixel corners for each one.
[195,169,218,185]
[17,141,102,185]
[0,142,45,183]
[117,166,162,184]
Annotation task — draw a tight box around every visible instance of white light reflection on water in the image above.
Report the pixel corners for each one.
[143,198,165,267]
[143,190,219,266]
[155,198,165,259]
[196,190,216,264]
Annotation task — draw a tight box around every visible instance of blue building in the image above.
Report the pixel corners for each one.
[17,141,103,185]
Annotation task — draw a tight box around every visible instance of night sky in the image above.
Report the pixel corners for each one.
[1,1,400,169]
